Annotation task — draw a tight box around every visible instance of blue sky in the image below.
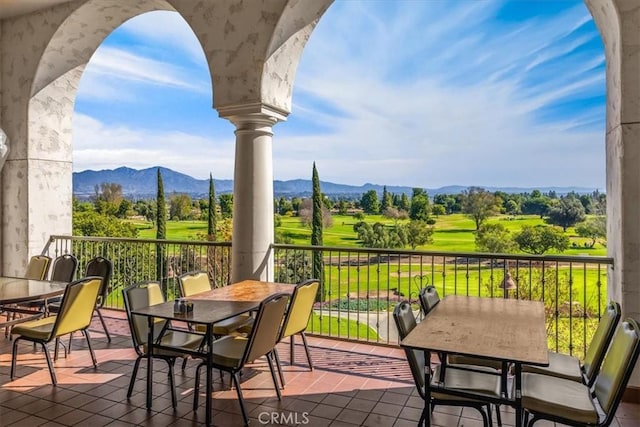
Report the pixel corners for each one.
[73,0,605,189]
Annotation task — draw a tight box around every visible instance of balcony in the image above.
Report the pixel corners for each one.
[0,310,637,426]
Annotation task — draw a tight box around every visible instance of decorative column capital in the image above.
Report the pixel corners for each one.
[218,102,288,131]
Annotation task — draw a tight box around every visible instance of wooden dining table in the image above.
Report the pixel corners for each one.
[0,276,69,332]
[400,295,549,427]
[130,279,295,427]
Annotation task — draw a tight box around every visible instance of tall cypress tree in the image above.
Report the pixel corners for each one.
[207,173,216,240]
[311,162,324,300]
[156,168,167,284]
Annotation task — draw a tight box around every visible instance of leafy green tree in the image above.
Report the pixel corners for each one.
[169,193,192,220]
[219,193,233,218]
[93,182,123,216]
[575,216,606,248]
[432,204,446,216]
[116,199,133,218]
[311,162,324,301]
[521,193,551,217]
[462,187,499,230]
[354,222,406,249]
[405,220,434,249]
[545,196,586,231]
[360,190,380,214]
[73,211,138,237]
[409,188,430,221]
[291,197,302,214]
[208,173,217,239]
[381,186,393,212]
[337,199,348,215]
[398,193,410,211]
[504,199,520,215]
[513,225,569,255]
[475,223,516,253]
[277,196,293,215]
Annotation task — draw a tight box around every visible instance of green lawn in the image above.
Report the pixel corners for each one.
[132,213,606,256]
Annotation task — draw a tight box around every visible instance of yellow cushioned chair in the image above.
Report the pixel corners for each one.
[24,255,52,280]
[193,293,290,426]
[123,281,204,409]
[522,318,640,427]
[272,279,319,387]
[178,270,252,335]
[10,276,102,385]
[522,301,620,387]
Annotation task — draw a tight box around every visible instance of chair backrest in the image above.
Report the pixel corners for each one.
[419,285,440,316]
[122,281,168,354]
[24,255,52,280]
[583,301,621,382]
[86,256,113,307]
[50,277,102,339]
[50,254,78,282]
[178,271,212,297]
[243,293,290,364]
[593,318,640,421]
[280,279,320,339]
[393,300,426,397]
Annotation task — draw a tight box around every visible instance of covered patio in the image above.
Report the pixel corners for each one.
[0,311,638,426]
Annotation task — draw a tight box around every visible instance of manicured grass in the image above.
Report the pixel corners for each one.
[131,213,606,256]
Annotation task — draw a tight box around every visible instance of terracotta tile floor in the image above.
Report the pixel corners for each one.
[0,310,638,426]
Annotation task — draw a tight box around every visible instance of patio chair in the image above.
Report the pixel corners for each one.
[122,281,204,409]
[49,256,113,347]
[178,270,252,336]
[521,317,640,427]
[9,277,102,385]
[522,301,620,387]
[24,255,52,280]
[3,255,53,338]
[272,278,319,387]
[394,300,501,427]
[418,285,440,316]
[193,293,290,426]
[41,254,78,309]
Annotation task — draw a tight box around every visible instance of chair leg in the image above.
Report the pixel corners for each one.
[127,357,142,398]
[478,405,490,427]
[54,337,60,361]
[181,356,188,371]
[231,372,249,426]
[68,332,73,353]
[495,404,502,426]
[166,359,177,409]
[41,342,57,385]
[300,332,314,371]
[193,361,205,411]
[273,348,285,388]
[266,352,282,400]
[10,336,22,379]
[96,308,111,342]
[82,330,97,368]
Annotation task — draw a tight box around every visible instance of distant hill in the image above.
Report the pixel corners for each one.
[72,166,601,199]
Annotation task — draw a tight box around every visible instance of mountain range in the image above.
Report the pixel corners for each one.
[73,166,601,199]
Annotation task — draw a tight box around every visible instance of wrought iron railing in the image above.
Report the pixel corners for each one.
[44,235,613,358]
[44,235,231,308]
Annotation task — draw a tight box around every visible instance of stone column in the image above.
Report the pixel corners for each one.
[222,107,286,283]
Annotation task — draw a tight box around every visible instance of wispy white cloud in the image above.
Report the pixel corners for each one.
[72,114,235,179]
[73,0,606,189]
